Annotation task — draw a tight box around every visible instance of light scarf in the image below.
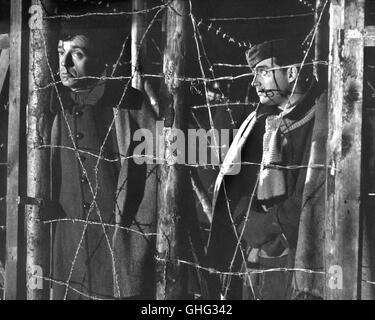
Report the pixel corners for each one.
[211,102,316,217]
[257,106,316,208]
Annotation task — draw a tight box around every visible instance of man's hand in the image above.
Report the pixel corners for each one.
[241,210,282,248]
[247,248,260,264]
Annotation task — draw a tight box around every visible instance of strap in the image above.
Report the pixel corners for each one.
[17,196,50,208]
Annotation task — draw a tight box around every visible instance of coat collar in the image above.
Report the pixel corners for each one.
[57,71,143,113]
[69,76,106,107]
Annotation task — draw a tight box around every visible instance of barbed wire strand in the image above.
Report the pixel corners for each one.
[155,257,325,277]
[40,218,159,237]
[23,260,375,302]
[35,275,107,300]
[37,145,334,173]
[43,1,174,20]
[206,12,315,22]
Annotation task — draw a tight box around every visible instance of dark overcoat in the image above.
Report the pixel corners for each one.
[50,80,157,300]
[206,85,324,299]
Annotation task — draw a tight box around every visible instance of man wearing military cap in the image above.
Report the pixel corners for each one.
[207,38,326,300]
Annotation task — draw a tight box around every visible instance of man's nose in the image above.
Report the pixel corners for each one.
[251,74,259,87]
[60,53,73,68]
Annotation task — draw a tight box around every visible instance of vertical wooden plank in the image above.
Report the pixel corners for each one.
[131,0,147,90]
[0,48,10,95]
[325,0,365,300]
[115,0,148,165]
[364,26,375,47]
[0,34,10,50]
[26,0,55,300]
[361,49,375,299]
[4,0,23,300]
[314,0,329,89]
[360,6,375,298]
[156,0,188,300]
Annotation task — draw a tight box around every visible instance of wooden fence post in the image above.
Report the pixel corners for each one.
[156,0,188,300]
[0,34,10,94]
[114,0,149,166]
[325,0,365,299]
[360,4,375,300]
[26,0,55,300]
[4,0,25,300]
[314,0,329,88]
[131,0,147,90]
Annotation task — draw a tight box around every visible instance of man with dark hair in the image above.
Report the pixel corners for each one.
[50,16,157,300]
[207,38,326,300]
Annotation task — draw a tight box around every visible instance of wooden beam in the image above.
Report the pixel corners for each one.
[314,0,329,88]
[325,0,365,300]
[131,0,147,90]
[26,0,55,300]
[337,26,375,47]
[114,0,149,167]
[0,34,9,50]
[4,0,23,300]
[364,26,375,47]
[156,0,188,300]
[0,48,10,95]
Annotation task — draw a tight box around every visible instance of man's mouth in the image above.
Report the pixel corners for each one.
[257,89,266,95]
[60,69,76,79]
[258,89,277,95]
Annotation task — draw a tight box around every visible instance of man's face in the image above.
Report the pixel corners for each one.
[58,35,102,91]
[250,57,290,106]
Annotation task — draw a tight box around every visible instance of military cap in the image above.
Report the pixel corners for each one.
[245,38,306,69]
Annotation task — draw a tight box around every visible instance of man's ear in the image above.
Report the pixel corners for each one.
[287,66,298,84]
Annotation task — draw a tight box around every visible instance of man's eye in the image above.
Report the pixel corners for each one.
[73,51,84,59]
[255,68,269,77]
[58,50,64,56]
[253,68,269,77]
[260,69,269,77]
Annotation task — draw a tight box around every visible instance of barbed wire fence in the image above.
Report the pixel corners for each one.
[1,0,375,300]
[0,0,340,300]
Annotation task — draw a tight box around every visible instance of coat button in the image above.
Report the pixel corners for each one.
[83,202,91,210]
[81,175,88,184]
[75,110,83,117]
[76,132,84,140]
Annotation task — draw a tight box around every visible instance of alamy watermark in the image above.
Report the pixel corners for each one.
[327,265,343,290]
[132,120,241,174]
